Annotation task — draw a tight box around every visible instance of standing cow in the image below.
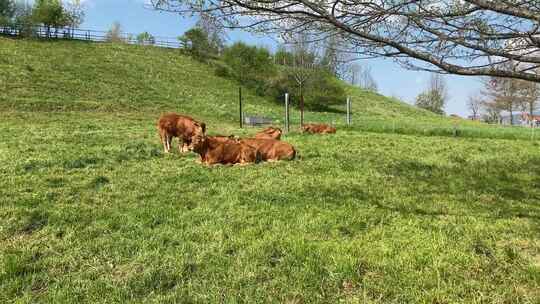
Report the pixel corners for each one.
[157,113,206,153]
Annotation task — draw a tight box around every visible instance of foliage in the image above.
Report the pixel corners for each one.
[266,67,346,110]
[274,45,294,66]
[415,90,445,115]
[178,27,217,61]
[154,0,540,82]
[415,74,447,115]
[195,11,225,54]
[136,31,155,46]
[222,42,275,86]
[64,0,85,29]
[12,1,34,37]
[31,0,69,36]
[0,0,15,26]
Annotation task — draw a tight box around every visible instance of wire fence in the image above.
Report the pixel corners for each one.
[0,24,182,49]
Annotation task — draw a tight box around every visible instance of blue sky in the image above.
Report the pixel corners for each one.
[78,0,482,116]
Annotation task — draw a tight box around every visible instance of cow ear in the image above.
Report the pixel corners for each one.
[200,122,206,134]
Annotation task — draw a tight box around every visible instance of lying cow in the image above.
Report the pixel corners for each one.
[239,138,296,161]
[157,113,206,153]
[302,123,336,134]
[255,127,282,140]
[191,135,260,165]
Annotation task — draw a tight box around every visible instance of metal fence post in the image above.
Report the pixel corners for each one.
[239,87,243,128]
[285,93,290,133]
[346,97,352,125]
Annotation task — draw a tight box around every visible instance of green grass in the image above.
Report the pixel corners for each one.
[1,38,539,303]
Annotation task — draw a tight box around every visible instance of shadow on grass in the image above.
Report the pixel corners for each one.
[382,157,540,222]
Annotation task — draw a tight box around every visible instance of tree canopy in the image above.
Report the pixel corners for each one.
[150,0,540,82]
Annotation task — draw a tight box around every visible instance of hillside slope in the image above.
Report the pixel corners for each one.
[0,37,444,126]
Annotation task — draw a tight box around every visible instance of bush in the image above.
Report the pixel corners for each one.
[213,61,231,78]
[265,67,346,110]
[222,42,275,86]
[178,28,216,61]
[0,0,15,27]
[136,31,155,46]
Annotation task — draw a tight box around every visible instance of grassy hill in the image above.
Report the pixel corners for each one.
[0,37,446,124]
[1,37,539,303]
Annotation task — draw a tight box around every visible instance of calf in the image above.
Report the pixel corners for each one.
[255,127,282,140]
[239,138,296,161]
[191,135,260,165]
[302,123,336,134]
[157,113,206,153]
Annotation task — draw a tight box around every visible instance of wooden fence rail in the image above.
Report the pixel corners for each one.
[0,24,182,49]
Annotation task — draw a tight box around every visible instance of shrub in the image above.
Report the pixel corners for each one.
[213,61,231,78]
[136,31,155,46]
[178,28,216,61]
[222,42,275,86]
[265,67,346,110]
[0,0,15,27]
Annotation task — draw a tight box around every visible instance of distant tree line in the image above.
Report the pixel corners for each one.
[0,0,85,37]
[466,63,540,125]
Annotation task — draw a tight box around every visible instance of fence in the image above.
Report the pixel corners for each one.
[0,24,182,49]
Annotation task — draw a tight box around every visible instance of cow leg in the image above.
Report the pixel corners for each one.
[166,135,172,153]
[178,139,184,153]
[159,130,169,153]
[179,138,190,153]
[159,132,167,153]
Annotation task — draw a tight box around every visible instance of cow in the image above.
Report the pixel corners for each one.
[301,123,336,134]
[191,135,260,165]
[157,113,206,153]
[254,127,282,140]
[239,138,296,161]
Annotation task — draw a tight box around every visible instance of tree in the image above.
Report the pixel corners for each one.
[482,76,521,125]
[195,11,226,55]
[13,1,34,37]
[291,34,316,126]
[467,94,482,120]
[65,0,85,36]
[415,74,447,115]
[415,91,445,115]
[517,77,540,125]
[0,0,15,27]
[105,22,124,43]
[136,31,155,46]
[178,27,213,61]
[152,0,540,83]
[358,65,378,92]
[347,63,361,87]
[32,0,69,37]
[223,42,275,85]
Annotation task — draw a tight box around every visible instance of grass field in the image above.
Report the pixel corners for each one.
[1,37,539,303]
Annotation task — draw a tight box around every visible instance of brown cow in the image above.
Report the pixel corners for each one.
[191,135,260,165]
[255,127,282,140]
[157,113,206,153]
[302,123,336,134]
[239,138,296,161]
